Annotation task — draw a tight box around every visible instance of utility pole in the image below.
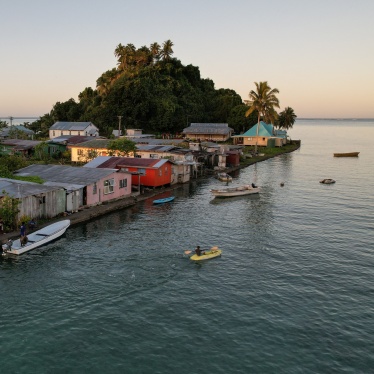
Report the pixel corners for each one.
[117,116,123,137]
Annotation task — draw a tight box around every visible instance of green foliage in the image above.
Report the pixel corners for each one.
[0,155,27,172]
[107,138,137,156]
[33,40,244,137]
[0,192,20,231]
[13,175,44,184]
[276,107,297,130]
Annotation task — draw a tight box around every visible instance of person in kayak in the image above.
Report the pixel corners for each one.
[195,246,205,256]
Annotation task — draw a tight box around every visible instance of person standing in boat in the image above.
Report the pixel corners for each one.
[20,222,26,246]
[195,246,205,256]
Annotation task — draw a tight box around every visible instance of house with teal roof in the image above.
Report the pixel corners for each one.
[232,121,275,146]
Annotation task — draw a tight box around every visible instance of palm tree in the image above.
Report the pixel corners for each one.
[277,107,297,130]
[245,81,280,153]
[150,42,161,63]
[160,39,174,61]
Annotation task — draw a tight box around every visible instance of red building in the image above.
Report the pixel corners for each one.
[226,151,240,167]
[90,157,173,188]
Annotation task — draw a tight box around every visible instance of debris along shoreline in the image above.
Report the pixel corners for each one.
[1,141,300,246]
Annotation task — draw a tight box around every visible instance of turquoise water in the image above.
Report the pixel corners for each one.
[1,120,374,373]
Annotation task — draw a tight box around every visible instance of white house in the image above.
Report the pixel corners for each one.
[49,122,99,139]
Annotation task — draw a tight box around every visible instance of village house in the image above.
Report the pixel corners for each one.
[0,125,35,139]
[69,139,114,163]
[49,122,99,139]
[0,139,42,157]
[44,135,94,158]
[0,178,66,220]
[84,156,173,189]
[182,123,233,142]
[15,164,132,210]
[232,121,282,147]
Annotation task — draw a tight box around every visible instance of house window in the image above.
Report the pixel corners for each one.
[119,179,127,188]
[165,166,168,175]
[138,168,146,176]
[150,154,158,159]
[135,154,141,158]
[159,169,162,176]
[78,149,84,155]
[53,131,55,136]
[103,179,114,194]
[93,183,97,194]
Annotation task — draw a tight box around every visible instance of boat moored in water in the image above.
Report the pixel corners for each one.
[2,219,71,256]
[153,196,175,204]
[320,179,336,184]
[216,172,233,183]
[210,184,260,198]
[333,152,360,157]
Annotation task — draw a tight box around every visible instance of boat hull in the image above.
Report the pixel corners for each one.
[2,219,70,256]
[333,152,359,157]
[190,248,222,261]
[320,179,336,184]
[211,185,260,198]
[217,173,232,182]
[153,196,175,204]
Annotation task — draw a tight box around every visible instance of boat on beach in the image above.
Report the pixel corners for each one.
[153,196,175,204]
[2,219,70,256]
[216,172,232,182]
[333,152,360,157]
[210,184,260,198]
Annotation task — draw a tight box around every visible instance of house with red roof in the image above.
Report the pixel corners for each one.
[84,156,173,188]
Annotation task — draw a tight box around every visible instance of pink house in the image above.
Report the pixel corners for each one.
[15,164,132,210]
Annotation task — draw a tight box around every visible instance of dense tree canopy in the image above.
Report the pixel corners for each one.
[30,41,295,140]
[31,40,258,138]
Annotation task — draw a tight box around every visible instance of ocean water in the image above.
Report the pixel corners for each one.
[1,119,373,373]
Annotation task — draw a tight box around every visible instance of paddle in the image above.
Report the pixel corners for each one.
[184,250,192,254]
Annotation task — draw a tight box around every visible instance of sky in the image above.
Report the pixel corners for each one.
[1,0,374,119]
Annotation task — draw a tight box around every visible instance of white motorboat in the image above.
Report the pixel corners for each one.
[217,172,232,182]
[210,184,260,198]
[2,219,71,256]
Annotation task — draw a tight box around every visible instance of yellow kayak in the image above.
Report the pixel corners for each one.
[190,247,222,261]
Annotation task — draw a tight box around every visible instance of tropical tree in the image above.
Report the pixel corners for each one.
[107,138,137,157]
[245,81,280,153]
[150,42,161,63]
[160,40,174,61]
[276,107,297,130]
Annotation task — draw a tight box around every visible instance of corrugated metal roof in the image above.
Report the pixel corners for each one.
[69,139,111,148]
[48,135,94,145]
[0,178,63,198]
[84,156,113,168]
[50,122,97,131]
[0,126,35,136]
[15,164,118,185]
[1,139,41,147]
[183,123,233,135]
[136,145,175,152]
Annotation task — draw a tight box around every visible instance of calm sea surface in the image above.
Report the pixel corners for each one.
[1,119,374,373]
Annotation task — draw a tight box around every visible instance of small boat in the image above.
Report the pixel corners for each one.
[2,219,70,256]
[333,152,360,157]
[190,246,222,262]
[217,172,232,182]
[320,179,336,184]
[153,196,175,204]
[210,184,260,198]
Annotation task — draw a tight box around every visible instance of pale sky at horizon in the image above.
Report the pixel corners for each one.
[1,0,373,119]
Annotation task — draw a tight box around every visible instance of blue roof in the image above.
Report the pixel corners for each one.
[240,121,274,137]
